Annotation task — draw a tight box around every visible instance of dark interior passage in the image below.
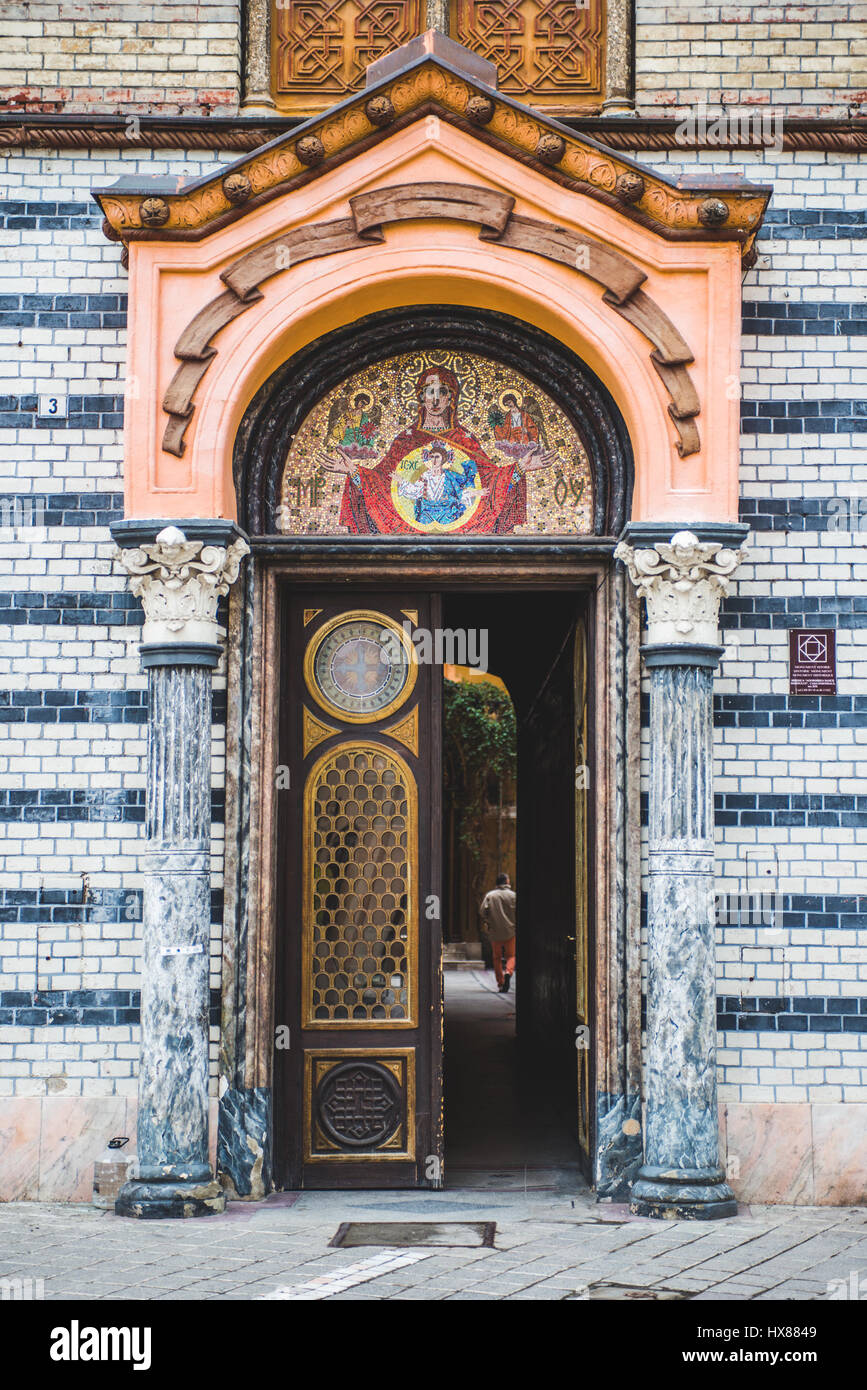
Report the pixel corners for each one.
[441,590,592,1187]
[444,970,584,1188]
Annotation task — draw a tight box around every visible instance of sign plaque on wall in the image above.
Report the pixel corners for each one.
[788,629,837,696]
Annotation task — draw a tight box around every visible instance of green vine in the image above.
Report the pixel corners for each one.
[443,680,516,879]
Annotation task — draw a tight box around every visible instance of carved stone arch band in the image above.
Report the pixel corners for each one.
[161,182,701,460]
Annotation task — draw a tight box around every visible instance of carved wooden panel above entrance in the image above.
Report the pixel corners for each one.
[454,0,605,111]
[270,1,605,114]
[272,0,425,110]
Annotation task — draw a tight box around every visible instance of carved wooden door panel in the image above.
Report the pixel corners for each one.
[276,592,442,1188]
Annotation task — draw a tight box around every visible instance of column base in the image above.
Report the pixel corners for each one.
[115,1177,226,1220]
[630,1167,737,1221]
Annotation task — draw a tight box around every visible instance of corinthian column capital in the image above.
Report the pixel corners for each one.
[615,528,747,648]
[113,523,249,665]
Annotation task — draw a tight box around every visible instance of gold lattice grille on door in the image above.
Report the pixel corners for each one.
[303,744,417,1028]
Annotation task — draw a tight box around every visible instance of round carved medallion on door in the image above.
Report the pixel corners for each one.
[303,611,417,723]
[315,1059,402,1149]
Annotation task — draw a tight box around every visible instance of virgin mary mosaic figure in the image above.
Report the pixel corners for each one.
[315,365,557,535]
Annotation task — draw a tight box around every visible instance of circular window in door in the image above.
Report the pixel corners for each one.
[303,611,417,723]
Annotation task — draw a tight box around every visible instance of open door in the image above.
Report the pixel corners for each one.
[573,615,592,1166]
[275,593,442,1188]
[517,603,593,1180]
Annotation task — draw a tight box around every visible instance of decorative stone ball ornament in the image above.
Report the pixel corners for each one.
[465,94,495,125]
[114,526,250,651]
[222,172,253,206]
[139,196,170,228]
[614,530,747,647]
[535,132,567,165]
[699,197,730,227]
[364,95,395,128]
[296,135,325,167]
[615,172,645,204]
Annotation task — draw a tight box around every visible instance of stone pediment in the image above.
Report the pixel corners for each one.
[155,178,702,462]
[93,32,770,264]
[94,33,762,528]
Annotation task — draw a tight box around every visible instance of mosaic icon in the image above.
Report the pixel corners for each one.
[280,349,593,536]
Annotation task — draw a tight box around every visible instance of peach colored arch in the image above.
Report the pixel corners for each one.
[121,124,743,526]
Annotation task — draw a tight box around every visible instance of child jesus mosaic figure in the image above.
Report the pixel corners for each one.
[315,366,558,535]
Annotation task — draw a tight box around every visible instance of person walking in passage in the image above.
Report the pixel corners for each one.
[480,873,516,993]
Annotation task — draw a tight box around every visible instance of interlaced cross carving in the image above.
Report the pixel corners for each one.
[455,0,604,101]
[274,0,423,100]
[271,0,605,111]
[317,1062,402,1147]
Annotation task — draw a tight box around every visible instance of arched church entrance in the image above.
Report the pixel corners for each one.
[228,306,636,1190]
[103,31,763,1218]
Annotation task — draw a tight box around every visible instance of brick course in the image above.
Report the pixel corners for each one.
[635,2,867,114]
[0,4,242,116]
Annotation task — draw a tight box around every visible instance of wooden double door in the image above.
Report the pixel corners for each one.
[274,585,592,1189]
[276,592,442,1188]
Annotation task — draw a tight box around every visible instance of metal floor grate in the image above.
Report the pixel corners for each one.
[330,1221,496,1249]
[580,1284,688,1300]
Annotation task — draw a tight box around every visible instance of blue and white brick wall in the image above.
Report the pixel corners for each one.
[631,145,867,1197]
[0,129,864,1198]
[0,150,235,1138]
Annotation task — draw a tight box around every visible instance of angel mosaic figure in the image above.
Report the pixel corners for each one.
[489,390,549,457]
[315,366,557,535]
[325,390,382,458]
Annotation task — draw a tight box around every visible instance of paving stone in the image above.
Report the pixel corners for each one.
[2,1200,866,1301]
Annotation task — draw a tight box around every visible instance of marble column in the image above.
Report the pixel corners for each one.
[426,0,451,34]
[602,0,635,114]
[614,526,747,1219]
[112,523,249,1218]
[241,0,277,114]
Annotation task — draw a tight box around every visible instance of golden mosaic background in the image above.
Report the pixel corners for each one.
[279,349,594,535]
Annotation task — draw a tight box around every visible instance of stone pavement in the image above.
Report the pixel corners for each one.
[1,1189,866,1301]
[2,970,865,1303]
